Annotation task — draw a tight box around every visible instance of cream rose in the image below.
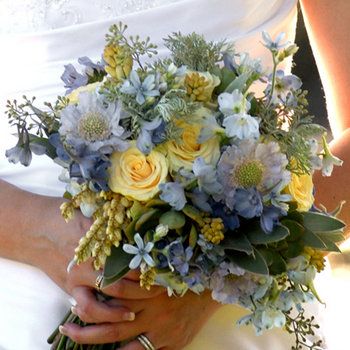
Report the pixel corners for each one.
[108,145,168,202]
[67,82,101,104]
[163,120,220,173]
[287,172,314,212]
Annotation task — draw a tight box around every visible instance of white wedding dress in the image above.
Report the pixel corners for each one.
[0,1,328,349]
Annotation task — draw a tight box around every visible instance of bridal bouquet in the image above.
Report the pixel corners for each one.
[5,23,345,350]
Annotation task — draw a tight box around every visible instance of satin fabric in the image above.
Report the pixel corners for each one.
[0,1,301,349]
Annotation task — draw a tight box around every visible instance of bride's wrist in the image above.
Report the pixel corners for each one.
[27,196,85,288]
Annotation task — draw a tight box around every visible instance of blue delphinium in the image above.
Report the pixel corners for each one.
[260,205,283,233]
[61,57,105,93]
[192,157,223,195]
[159,182,187,210]
[136,118,162,154]
[234,188,263,219]
[168,240,193,276]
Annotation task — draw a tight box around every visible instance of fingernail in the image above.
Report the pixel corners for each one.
[123,312,135,321]
[71,306,78,316]
[59,325,68,335]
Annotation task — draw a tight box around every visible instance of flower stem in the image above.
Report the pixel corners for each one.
[48,309,72,344]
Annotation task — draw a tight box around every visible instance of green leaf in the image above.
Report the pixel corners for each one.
[302,212,346,232]
[28,134,57,159]
[182,205,204,225]
[102,245,131,288]
[281,220,304,242]
[221,234,254,254]
[159,210,186,229]
[215,67,237,94]
[302,229,326,250]
[316,231,345,243]
[145,199,170,208]
[315,234,342,253]
[282,242,304,259]
[129,201,148,220]
[268,252,287,275]
[135,208,161,233]
[225,72,251,93]
[297,124,327,138]
[227,248,269,275]
[246,223,289,245]
[189,225,198,248]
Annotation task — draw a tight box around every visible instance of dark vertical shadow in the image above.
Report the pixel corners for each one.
[293,7,330,131]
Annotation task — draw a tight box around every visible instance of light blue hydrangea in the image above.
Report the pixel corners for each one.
[59,92,129,154]
[123,233,155,269]
[120,70,160,105]
[159,182,187,210]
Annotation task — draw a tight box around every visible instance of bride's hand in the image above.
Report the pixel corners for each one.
[59,282,221,350]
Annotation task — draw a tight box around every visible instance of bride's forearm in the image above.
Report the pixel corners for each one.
[0,179,85,287]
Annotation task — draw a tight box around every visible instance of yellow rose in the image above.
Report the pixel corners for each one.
[67,82,101,104]
[184,71,220,102]
[162,119,220,173]
[108,145,168,202]
[287,172,314,212]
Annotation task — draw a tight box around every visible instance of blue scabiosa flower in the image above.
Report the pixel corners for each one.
[59,92,129,154]
[217,140,290,210]
[120,70,160,105]
[159,182,187,210]
[123,233,155,269]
